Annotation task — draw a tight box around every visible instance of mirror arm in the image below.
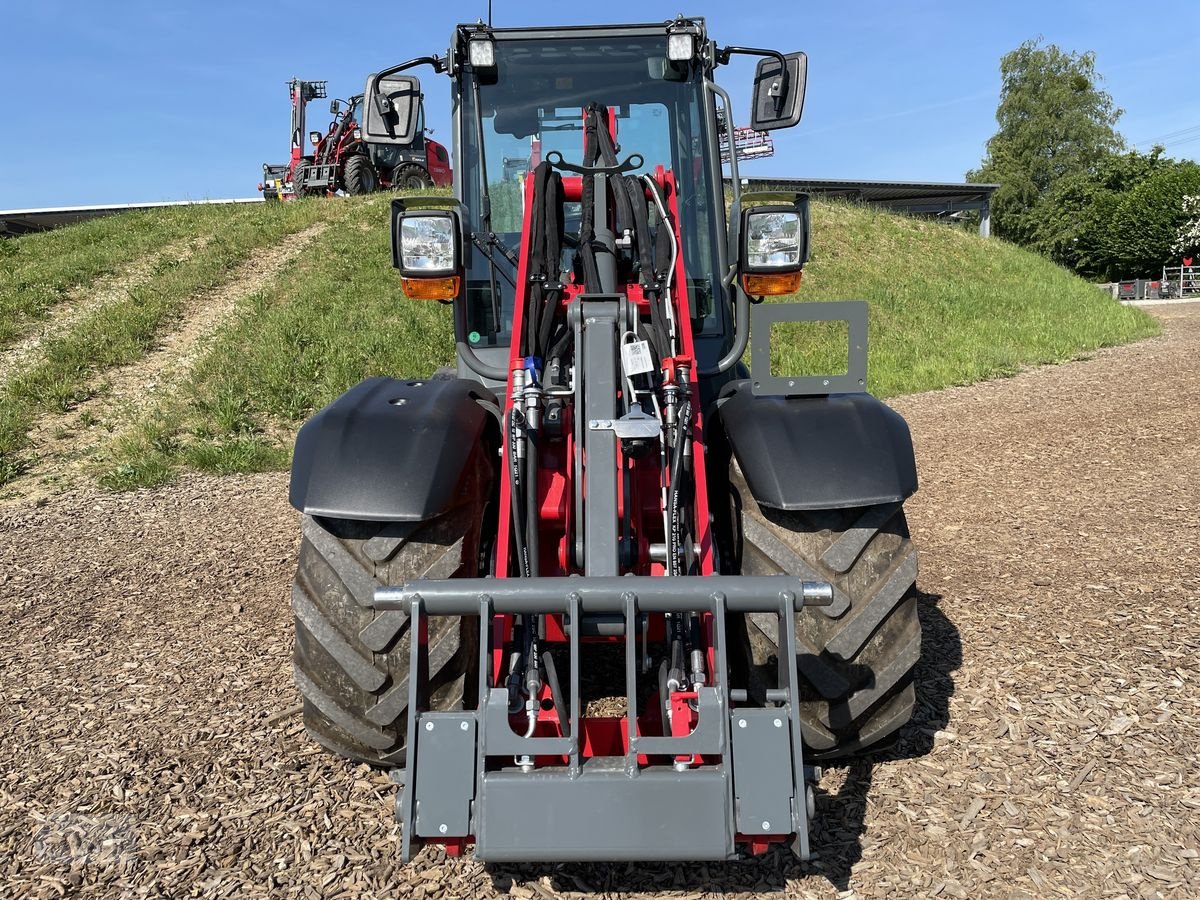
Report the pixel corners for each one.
[716,45,789,109]
[372,54,447,121]
[376,55,447,81]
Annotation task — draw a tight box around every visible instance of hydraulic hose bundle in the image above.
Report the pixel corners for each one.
[504,102,705,745]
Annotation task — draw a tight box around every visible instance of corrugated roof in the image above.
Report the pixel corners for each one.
[736,177,999,207]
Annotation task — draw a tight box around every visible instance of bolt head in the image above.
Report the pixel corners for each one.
[773,718,783,728]
[424,721,434,731]
[460,721,469,731]
[761,820,771,831]
[737,719,747,729]
[439,823,448,834]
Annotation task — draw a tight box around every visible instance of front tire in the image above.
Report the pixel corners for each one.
[728,465,921,760]
[290,157,313,197]
[392,163,433,191]
[343,155,379,195]
[291,448,491,767]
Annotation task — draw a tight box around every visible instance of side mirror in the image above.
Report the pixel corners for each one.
[329,99,340,115]
[364,73,421,145]
[391,203,462,301]
[750,52,807,131]
[738,196,810,296]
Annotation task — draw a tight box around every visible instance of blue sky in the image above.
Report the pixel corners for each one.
[4,0,1198,209]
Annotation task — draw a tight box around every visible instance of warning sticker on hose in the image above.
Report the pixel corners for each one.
[621,340,654,376]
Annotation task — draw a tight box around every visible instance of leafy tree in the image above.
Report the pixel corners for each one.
[1174,195,1200,259]
[969,39,1124,246]
[1104,161,1200,277]
[1034,148,1170,278]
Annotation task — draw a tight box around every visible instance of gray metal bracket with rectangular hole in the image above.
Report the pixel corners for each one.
[750,300,868,396]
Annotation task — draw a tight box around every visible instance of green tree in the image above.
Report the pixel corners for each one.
[1103,161,1200,277]
[1034,148,1166,278]
[969,39,1124,246]
[1175,195,1200,259]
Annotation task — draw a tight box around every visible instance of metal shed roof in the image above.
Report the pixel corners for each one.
[0,198,264,237]
[736,177,998,212]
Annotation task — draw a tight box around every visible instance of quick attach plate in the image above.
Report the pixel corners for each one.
[750,300,868,397]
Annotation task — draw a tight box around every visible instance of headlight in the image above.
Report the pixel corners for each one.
[400,216,455,272]
[392,208,462,301]
[745,211,802,268]
[309,131,322,146]
[739,200,810,296]
[352,128,362,140]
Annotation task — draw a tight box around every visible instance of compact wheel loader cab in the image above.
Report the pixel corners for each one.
[287,17,921,863]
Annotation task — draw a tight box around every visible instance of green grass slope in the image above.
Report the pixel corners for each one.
[784,201,1157,397]
[0,194,1158,491]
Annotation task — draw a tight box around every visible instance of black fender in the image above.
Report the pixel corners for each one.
[714,381,917,511]
[289,376,498,522]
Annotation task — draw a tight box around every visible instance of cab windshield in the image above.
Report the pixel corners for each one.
[460,33,724,349]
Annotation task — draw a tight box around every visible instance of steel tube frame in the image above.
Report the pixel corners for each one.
[376,574,833,615]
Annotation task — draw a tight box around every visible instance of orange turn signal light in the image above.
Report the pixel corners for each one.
[401,275,461,301]
[742,270,802,296]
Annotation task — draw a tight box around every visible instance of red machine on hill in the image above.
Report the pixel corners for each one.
[260,78,451,200]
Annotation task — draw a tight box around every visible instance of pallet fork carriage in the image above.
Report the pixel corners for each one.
[381,578,832,861]
[288,17,921,863]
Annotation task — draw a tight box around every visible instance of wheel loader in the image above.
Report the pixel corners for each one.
[296,94,453,197]
[259,79,451,199]
[288,17,921,863]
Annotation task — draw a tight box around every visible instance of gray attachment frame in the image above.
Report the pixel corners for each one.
[750,299,868,397]
[388,576,830,862]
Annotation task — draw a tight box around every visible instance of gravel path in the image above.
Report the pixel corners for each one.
[1,306,1196,898]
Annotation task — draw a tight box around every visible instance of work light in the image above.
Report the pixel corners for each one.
[667,32,695,61]
[469,36,496,68]
[666,18,700,61]
[309,131,322,146]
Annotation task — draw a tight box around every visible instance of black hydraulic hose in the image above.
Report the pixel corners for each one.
[508,407,530,577]
[646,178,677,358]
[525,422,539,578]
[536,170,565,358]
[667,399,691,578]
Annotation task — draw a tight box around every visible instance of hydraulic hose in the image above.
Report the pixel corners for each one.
[525,423,539,578]
[508,406,530,577]
[667,399,691,578]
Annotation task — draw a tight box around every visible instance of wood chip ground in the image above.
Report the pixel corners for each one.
[1,305,1197,898]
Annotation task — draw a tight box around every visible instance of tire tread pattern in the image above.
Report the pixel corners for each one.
[291,450,490,767]
[733,463,920,760]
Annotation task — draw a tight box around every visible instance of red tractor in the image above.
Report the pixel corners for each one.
[260,79,452,200]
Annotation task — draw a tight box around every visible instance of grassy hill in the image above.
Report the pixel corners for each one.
[0,194,1156,496]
